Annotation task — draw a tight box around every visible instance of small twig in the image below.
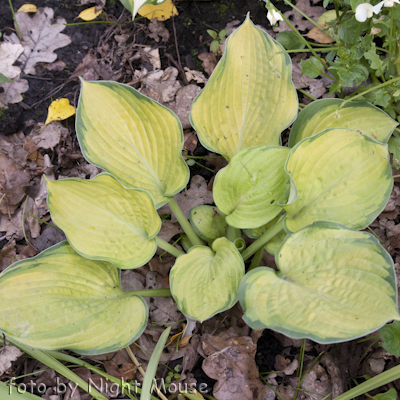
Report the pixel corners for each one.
[125,345,169,400]
[171,11,190,85]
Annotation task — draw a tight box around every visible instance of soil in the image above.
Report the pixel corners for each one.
[1,1,400,399]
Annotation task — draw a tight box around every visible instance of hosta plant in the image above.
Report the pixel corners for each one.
[0,16,399,356]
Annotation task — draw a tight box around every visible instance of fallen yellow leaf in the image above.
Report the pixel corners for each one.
[17,4,37,13]
[45,98,75,126]
[138,0,178,21]
[77,6,102,21]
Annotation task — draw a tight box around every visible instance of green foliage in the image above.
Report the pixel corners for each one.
[379,320,400,356]
[207,29,227,53]
[374,388,398,400]
[276,31,306,50]
[0,15,398,370]
[0,73,12,84]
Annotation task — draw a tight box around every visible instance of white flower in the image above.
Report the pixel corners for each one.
[355,2,385,21]
[384,0,400,7]
[267,9,283,25]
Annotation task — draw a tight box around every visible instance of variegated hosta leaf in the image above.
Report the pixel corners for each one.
[120,0,168,19]
[170,237,244,322]
[189,205,227,242]
[239,222,399,343]
[0,242,148,354]
[284,128,393,233]
[244,214,287,255]
[289,99,398,147]
[76,79,189,208]
[214,146,290,229]
[46,174,161,269]
[190,16,297,160]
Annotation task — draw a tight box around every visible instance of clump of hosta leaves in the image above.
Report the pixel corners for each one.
[0,15,399,359]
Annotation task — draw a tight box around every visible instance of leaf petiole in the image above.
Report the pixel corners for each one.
[168,197,204,247]
[241,216,286,261]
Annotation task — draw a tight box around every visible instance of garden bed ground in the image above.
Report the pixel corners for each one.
[1,0,400,399]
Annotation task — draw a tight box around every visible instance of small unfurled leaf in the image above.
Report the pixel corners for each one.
[189,205,226,242]
[0,242,148,354]
[379,320,400,356]
[77,6,102,21]
[46,173,161,269]
[170,237,244,322]
[214,146,290,229]
[300,56,324,78]
[239,222,399,343]
[17,4,37,13]
[284,128,393,233]
[45,98,75,126]
[138,0,178,21]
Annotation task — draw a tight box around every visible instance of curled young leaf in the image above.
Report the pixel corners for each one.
[189,205,227,242]
[190,16,297,160]
[46,173,161,269]
[239,222,399,343]
[0,242,148,354]
[284,128,393,233]
[170,237,244,322]
[213,146,290,229]
[76,79,189,208]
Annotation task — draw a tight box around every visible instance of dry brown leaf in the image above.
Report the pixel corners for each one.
[6,8,71,75]
[41,60,66,71]
[139,67,201,129]
[183,131,198,153]
[0,344,24,375]
[0,147,32,214]
[198,52,217,75]
[184,67,208,84]
[201,328,266,400]
[159,175,213,223]
[0,240,16,272]
[71,49,122,81]
[306,25,335,44]
[147,19,170,42]
[0,42,24,79]
[80,0,106,12]
[30,122,65,150]
[0,79,29,108]
[104,361,137,380]
[274,0,325,33]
